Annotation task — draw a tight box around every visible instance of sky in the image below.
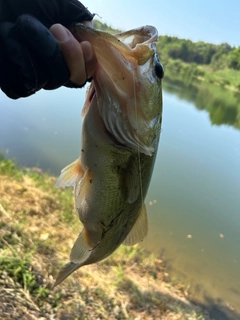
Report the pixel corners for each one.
[83,0,240,47]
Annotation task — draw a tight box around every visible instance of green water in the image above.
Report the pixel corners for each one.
[0,81,239,319]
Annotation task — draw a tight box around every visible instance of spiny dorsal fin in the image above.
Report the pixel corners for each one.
[54,262,80,287]
[122,203,148,246]
[56,158,84,187]
[70,229,92,264]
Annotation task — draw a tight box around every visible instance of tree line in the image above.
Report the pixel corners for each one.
[157,36,240,70]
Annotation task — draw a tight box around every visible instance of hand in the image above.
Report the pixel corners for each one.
[50,23,97,89]
[0,0,97,99]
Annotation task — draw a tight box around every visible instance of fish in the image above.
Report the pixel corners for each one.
[54,23,164,286]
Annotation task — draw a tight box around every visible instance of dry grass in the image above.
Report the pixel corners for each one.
[0,158,211,319]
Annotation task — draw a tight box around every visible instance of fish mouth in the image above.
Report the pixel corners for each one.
[76,24,161,155]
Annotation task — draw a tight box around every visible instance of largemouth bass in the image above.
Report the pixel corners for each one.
[54,24,164,286]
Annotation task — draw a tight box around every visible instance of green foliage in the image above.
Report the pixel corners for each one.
[0,254,62,307]
[0,256,38,292]
[158,35,234,68]
[0,154,23,181]
[156,34,240,92]
[228,47,240,70]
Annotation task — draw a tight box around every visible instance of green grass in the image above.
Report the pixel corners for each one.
[0,154,23,181]
[0,156,212,319]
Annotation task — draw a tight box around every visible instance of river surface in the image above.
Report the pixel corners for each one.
[0,81,240,319]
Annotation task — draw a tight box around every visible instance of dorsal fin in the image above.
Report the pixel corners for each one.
[122,203,148,246]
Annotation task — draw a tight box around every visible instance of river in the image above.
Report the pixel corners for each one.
[0,80,240,319]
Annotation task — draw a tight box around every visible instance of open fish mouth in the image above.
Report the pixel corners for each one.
[74,24,164,155]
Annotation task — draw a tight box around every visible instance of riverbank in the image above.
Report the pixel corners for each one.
[0,157,211,319]
[161,58,240,93]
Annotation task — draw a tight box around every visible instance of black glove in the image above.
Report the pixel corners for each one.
[0,0,94,99]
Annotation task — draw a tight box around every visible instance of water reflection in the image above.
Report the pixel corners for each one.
[144,85,240,319]
[163,78,240,130]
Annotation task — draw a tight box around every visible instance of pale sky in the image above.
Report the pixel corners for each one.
[83,0,240,47]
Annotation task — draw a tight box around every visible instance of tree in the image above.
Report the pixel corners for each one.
[228,47,240,70]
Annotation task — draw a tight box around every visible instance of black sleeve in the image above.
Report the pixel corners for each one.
[0,0,94,99]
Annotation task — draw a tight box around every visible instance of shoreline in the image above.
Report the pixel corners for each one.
[0,157,211,319]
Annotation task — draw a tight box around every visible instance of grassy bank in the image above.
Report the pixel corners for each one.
[0,156,210,319]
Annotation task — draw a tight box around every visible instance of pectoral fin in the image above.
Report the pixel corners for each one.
[122,203,148,246]
[56,158,84,187]
[54,262,80,287]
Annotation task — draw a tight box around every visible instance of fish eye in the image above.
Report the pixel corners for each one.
[155,62,164,79]
[154,54,164,79]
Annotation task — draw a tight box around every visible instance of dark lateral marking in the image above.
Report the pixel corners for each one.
[89,179,93,183]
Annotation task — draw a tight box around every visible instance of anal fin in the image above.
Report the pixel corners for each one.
[122,203,148,246]
[56,158,84,187]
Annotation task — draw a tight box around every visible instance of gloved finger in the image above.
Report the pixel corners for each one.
[0,14,71,98]
[0,0,60,27]
[16,14,70,90]
[0,20,47,98]
[0,0,94,27]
